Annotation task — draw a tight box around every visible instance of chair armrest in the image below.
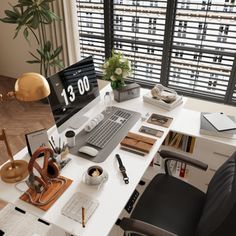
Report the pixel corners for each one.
[159,150,208,175]
[119,217,177,236]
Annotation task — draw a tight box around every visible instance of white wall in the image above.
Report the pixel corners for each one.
[0,0,39,78]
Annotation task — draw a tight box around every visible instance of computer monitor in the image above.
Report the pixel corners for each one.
[47,56,100,133]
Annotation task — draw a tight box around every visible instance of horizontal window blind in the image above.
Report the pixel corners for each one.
[168,0,236,102]
[76,0,105,73]
[75,0,236,104]
[113,0,167,85]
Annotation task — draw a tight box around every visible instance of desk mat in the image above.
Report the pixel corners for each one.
[20,176,72,211]
[69,106,141,163]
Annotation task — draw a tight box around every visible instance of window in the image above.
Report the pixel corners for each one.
[76,0,105,74]
[76,0,236,105]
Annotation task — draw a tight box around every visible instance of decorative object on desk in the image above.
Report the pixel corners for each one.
[0,73,50,183]
[20,147,72,211]
[151,84,177,103]
[200,112,236,139]
[102,50,132,90]
[25,129,50,157]
[120,132,156,155]
[113,82,141,102]
[143,84,183,111]
[1,0,64,77]
[147,113,173,128]
[0,129,28,183]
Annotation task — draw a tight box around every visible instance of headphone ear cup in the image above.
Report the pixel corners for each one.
[47,160,60,178]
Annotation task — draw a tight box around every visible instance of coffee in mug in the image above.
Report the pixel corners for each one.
[84,165,105,185]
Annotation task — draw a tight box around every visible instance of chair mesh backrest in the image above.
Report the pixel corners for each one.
[196,151,236,236]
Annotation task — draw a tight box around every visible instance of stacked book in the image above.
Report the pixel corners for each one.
[143,91,183,111]
[200,112,236,139]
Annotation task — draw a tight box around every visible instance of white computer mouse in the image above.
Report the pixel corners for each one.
[79,146,98,157]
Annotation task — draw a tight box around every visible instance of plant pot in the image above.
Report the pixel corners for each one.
[113,83,140,102]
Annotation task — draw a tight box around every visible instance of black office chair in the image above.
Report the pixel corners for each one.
[119,150,236,236]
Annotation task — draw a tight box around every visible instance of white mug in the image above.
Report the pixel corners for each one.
[83,165,107,187]
[65,130,75,147]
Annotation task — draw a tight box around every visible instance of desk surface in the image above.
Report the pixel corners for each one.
[0,86,235,236]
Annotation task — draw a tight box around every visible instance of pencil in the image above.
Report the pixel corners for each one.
[82,207,85,228]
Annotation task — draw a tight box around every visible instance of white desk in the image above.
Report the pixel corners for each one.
[0,86,187,236]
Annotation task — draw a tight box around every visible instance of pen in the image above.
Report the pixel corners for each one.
[82,207,85,228]
[49,140,57,153]
[51,136,59,153]
[59,137,61,154]
[51,136,56,147]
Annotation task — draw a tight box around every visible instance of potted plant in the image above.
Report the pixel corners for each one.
[1,0,64,77]
[102,50,132,90]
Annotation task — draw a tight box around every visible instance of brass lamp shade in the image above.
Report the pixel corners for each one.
[15,73,50,101]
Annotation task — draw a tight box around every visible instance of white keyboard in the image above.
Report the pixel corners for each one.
[61,192,99,224]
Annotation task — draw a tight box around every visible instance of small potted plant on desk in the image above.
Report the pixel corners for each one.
[102,50,140,102]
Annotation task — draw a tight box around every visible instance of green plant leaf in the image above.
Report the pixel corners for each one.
[13,6,21,17]
[23,28,29,43]
[21,8,34,25]
[48,10,61,20]
[40,2,50,10]
[4,10,18,19]
[19,0,34,6]
[44,41,52,52]
[28,13,40,29]
[42,0,56,3]
[13,27,21,39]
[50,59,64,69]
[0,17,17,24]
[37,48,46,59]
[52,46,63,59]
[40,9,53,24]
[26,60,40,64]
[29,51,40,61]
[45,51,51,61]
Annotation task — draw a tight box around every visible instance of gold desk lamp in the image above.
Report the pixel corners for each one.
[0,73,50,183]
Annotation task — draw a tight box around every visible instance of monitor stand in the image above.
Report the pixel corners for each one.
[68,115,88,130]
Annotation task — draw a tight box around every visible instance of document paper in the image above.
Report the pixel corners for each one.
[0,204,52,236]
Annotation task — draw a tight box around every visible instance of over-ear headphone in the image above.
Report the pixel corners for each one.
[27,146,60,193]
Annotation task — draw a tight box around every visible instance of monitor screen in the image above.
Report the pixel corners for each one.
[47,56,100,132]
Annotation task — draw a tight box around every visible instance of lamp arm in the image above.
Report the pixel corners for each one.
[1,129,14,162]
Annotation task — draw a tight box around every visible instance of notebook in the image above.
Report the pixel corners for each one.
[203,113,236,132]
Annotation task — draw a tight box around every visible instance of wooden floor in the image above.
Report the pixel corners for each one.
[0,76,55,165]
